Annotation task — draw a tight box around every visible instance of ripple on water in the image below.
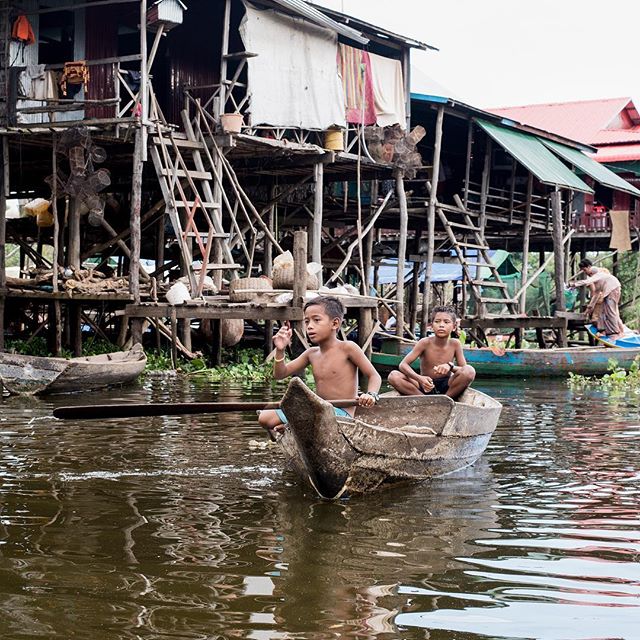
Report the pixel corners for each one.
[0,377,639,639]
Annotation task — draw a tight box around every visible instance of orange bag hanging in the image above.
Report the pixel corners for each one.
[11,15,36,45]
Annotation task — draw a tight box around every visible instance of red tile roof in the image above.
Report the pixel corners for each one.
[592,144,640,164]
[490,97,636,145]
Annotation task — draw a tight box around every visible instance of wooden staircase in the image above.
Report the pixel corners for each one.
[149,113,240,297]
[437,195,519,318]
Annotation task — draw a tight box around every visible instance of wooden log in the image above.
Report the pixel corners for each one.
[551,190,567,347]
[519,172,533,313]
[463,120,473,209]
[69,198,81,269]
[422,105,444,334]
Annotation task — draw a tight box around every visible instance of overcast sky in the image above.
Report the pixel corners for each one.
[316,0,639,109]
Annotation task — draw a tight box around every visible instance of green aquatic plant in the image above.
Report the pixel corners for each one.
[186,348,315,386]
[568,357,640,392]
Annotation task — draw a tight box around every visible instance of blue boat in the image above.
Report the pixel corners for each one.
[586,324,640,349]
[372,340,640,378]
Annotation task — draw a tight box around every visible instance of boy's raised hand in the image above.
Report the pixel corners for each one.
[273,320,292,351]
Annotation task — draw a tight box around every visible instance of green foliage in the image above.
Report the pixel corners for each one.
[144,350,207,374]
[568,356,640,392]
[186,348,315,386]
[6,337,71,358]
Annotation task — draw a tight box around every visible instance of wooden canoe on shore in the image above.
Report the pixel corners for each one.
[0,344,147,395]
[372,343,640,378]
[276,378,502,499]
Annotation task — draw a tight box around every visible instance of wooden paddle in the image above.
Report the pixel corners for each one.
[53,398,359,420]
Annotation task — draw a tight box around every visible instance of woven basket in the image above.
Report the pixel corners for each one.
[229,277,273,302]
[272,266,319,290]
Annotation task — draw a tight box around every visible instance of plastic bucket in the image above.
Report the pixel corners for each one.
[220,113,243,134]
[323,128,344,151]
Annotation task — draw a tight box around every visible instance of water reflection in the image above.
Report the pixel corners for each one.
[0,377,638,639]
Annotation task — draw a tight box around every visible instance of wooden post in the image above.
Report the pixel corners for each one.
[551,190,567,346]
[463,120,473,209]
[139,0,148,124]
[219,0,231,114]
[68,198,81,269]
[291,230,307,356]
[508,157,516,224]
[293,230,307,310]
[519,173,533,314]
[263,184,276,357]
[312,162,323,284]
[409,222,424,333]
[52,135,62,354]
[479,138,491,241]
[129,126,144,303]
[421,104,444,334]
[0,137,6,352]
[395,170,408,337]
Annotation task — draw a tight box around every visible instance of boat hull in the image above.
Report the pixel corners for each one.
[372,343,640,377]
[0,345,147,395]
[277,378,501,499]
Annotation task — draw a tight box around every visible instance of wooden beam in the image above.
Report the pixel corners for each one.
[422,104,444,333]
[551,191,566,326]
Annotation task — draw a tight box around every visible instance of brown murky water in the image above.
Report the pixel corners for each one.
[1,375,639,639]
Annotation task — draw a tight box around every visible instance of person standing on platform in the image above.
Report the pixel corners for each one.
[570,259,625,339]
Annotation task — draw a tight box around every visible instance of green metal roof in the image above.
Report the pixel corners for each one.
[543,140,640,197]
[477,119,593,193]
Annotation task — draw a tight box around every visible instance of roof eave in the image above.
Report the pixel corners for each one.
[309,2,437,51]
[411,93,598,153]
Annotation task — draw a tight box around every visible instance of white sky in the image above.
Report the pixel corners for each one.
[316,0,640,110]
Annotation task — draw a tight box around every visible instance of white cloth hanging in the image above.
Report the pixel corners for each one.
[240,2,345,130]
[368,52,406,128]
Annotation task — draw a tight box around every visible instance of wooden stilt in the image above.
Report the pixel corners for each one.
[421,104,444,334]
[551,190,567,346]
[395,170,408,338]
[516,172,533,348]
[129,126,144,303]
[463,120,473,209]
[312,162,323,280]
[52,134,62,355]
[68,198,81,269]
[0,137,7,351]
[479,138,491,242]
[291,230,307,356]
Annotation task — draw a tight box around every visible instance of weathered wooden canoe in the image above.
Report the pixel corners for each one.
[0,344,147,395]
[586,324,640,349]
[276,378,502,499]
[372,342,640,378]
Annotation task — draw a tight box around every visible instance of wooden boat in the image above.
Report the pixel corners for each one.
[586,323,640,349]
[276,378,502,499]
[0,344,147,395]
[372,341,640,378]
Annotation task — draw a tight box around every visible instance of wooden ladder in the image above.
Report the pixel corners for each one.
[149,118,239,297]
[437,195,519,318]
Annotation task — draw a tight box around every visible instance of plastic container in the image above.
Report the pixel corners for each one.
[166,281,191,305]
[323,128,344,151]
[220,113,243,134]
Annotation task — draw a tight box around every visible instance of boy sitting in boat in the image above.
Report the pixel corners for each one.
[388,305,475,400]
[258,296,382,437]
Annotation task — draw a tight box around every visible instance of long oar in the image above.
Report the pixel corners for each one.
[53,398,359,421]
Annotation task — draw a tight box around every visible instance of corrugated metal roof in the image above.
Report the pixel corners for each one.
[477,120,593,193]
[592,128,640,145]
[310,3,436,51]
[266,0,369,44]
[544,140,640,197]
[489,97,633,145]
[593,144,640,164]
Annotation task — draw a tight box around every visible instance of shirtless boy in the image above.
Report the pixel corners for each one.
[258,296,382,436]
[388,305,475,400]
